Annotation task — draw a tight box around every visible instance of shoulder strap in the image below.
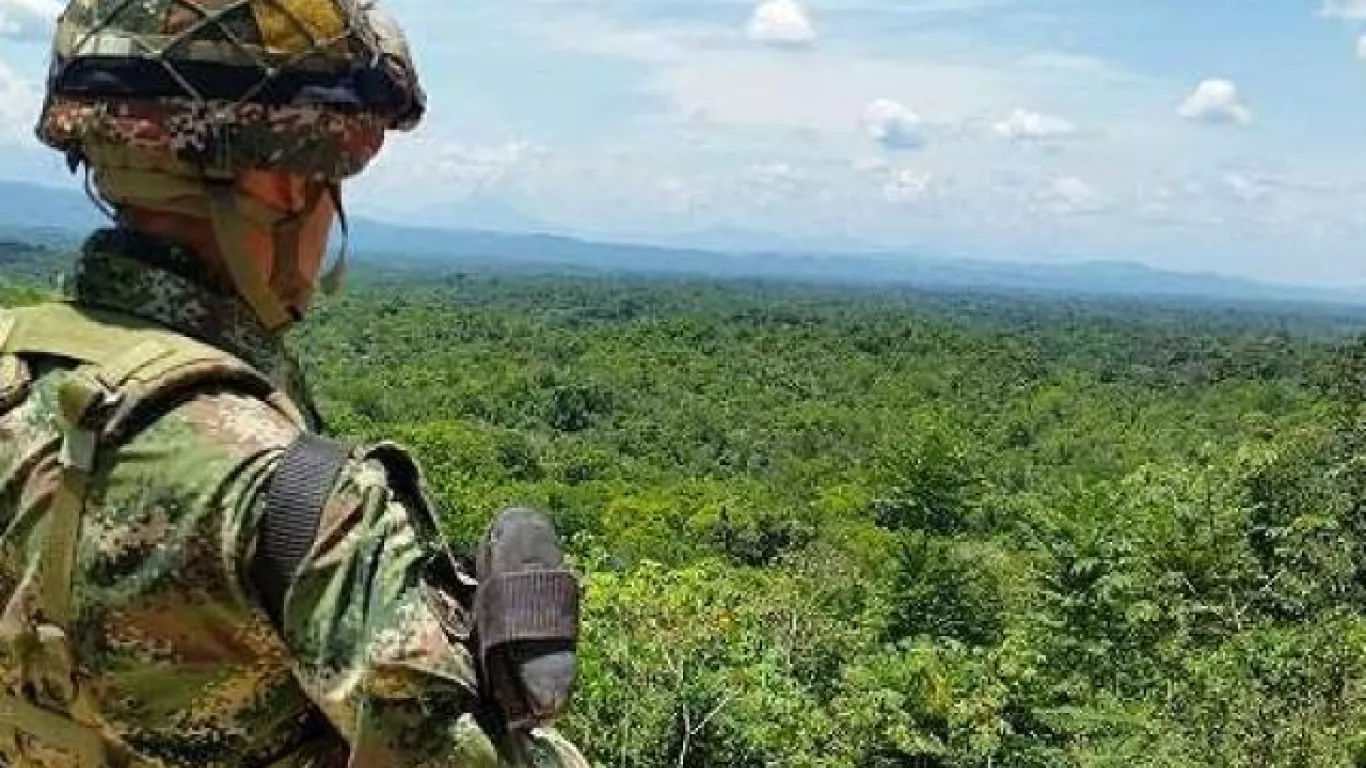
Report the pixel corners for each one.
[0,303,305,431]
[250,433,350,627]
[0,303,305,765]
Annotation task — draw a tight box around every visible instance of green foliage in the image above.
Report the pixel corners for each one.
[0,241,66,307]
[288,271,1366,765]
[890,535,1010,647]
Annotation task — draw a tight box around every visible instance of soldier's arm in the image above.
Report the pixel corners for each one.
[222,446,583,767]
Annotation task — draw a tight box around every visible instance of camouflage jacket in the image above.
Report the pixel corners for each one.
[0,229,584,767]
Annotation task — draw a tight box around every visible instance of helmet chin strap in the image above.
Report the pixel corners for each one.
[319,183,349,297]
[266,181,326,315]
[262,181,350,312]
[204,182,296,331]
[81,164,118,224]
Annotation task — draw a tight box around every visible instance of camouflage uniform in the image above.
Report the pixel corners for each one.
[0,229,588,766]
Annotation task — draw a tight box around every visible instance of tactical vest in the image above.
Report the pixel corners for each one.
[0,303,582,764]
[0,301,306,766]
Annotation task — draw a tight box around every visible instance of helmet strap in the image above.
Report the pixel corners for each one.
[319,183,348,296]
[80,163,118,225]
[267,181,326,313]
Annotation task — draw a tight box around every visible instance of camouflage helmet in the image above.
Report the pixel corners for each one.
[37,0,425,180]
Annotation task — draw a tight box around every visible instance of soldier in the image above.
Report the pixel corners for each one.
[0,0,587,765]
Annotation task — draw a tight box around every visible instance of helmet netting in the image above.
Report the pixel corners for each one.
[57,0,384,109]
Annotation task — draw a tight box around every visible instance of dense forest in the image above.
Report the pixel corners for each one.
[11,242,1366,765]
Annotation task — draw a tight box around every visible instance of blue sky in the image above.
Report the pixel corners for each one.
[3,0,1366,283]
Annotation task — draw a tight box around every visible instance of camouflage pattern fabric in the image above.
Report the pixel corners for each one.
[0,230,589,766]
[73,228,294,386]
[41,96,391,181]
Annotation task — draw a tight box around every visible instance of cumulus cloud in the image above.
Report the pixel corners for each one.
[746,0,817,47]
[883,169,934,204]
[1320,0,1366,18]
[863,99,925,151]
[992,108,1077,142]
[1177,79,1253,125]
[0,0,60,39]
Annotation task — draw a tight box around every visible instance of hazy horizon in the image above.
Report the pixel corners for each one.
[3,1,1366,284]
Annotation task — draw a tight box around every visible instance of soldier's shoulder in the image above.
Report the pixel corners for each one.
[142,387,302,465]
[151,390,408,518]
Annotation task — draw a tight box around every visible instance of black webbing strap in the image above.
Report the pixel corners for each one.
[476,571,581,652]
[250,433,350,627]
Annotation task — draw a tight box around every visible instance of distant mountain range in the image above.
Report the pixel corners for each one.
[3,178,1364,307]
[0,180,105,236]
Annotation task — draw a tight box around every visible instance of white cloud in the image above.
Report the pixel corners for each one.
[657,177,704,215]
[746,0,817,47]
[742,162,809,205]
[428,140,544,191]
[1177,79,1253,125]
[357,136,547,215]
[863,98,925,151]
[1018,53,1144,84]
[1040,176,1106,214]
[0,0,59,39]
[852,156,889,174]
[1357,34,1366,59]
[1222,172,1270,204]
[1320,0,1366,18]
[0,60,39,143]
[549,16,1091,140]
[341,3,1366,283]
[992,108,1077,142]
[883,169,934,204]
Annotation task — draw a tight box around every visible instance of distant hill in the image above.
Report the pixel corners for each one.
[0,180,103,236]
[2,178,1364,306]
[349,221,1366,306]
